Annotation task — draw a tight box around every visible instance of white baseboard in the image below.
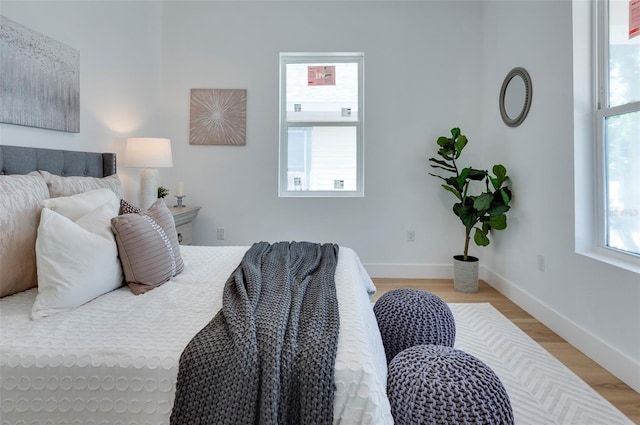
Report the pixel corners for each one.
[363,262,640,394]
[483,266,640,394]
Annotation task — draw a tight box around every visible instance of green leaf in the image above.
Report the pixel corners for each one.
[458,204,478,230]
[429,158,451,167]
[453,202,463,217]
[473,192,493,211]
[429,158,456,172]
[500,188,511,205]
[474,227,490,246]
[490,164,508,189]
[493,164,507,180]
[489,214,507,230]
[451,128,461,139]
[442,184,462,200]
[487,203,510,216]
[466,168,487,181]
[437,136,451,147]
[444,177,463,192]
[454,135,468,158]
[456,168,470,189]
[438,148,454,160]
[430,164,457,173]
[489,176,499,190]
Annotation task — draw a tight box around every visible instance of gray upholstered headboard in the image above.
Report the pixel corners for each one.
[0,145,116,177]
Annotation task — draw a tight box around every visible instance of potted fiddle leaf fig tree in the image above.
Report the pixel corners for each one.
[428,127,512,293]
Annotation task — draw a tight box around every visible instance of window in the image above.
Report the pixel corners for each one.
[279,53,364,197]
[595,0,640,258]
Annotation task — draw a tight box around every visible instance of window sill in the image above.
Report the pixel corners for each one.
[577,247,640,275]
[279,190,364,198]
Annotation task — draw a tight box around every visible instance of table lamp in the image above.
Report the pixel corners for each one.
[125,137,173,209]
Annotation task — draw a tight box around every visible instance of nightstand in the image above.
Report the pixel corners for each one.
[168,205,201,246]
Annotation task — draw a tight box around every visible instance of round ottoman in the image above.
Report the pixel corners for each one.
[387,345,514,425]
[373,289,455,363]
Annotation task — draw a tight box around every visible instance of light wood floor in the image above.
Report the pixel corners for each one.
[371,278,640,424]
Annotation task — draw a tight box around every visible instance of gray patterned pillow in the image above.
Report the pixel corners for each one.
[0,174,50,297]
[111,200,184,295]
[40,170,123,199]
[119,199,142,215]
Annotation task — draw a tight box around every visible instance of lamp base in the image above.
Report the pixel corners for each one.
[139,168,158,209]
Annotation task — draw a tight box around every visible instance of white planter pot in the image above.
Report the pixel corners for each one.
[453,255,479,293]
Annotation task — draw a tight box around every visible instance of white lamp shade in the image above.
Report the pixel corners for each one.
[125,138,173,168]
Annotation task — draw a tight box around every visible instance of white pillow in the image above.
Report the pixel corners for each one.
[42,188,119,222]
[32,204,123,320]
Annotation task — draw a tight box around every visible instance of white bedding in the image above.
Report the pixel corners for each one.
[0,245,393,425]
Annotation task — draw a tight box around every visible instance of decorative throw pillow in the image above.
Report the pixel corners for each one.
[0,173,50,298]
[111,200,184,295]
[40,169,123,199]
[32,204,124,320]
[43,188,119,221]
[119,198,142,215]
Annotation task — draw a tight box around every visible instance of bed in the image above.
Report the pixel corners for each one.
[0,145,393,424]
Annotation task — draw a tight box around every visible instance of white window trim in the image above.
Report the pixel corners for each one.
[278,52,365,197]
[583,0,640,273]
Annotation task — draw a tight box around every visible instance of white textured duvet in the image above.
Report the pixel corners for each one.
[0,245,393,425]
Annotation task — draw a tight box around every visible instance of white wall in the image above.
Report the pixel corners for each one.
[0,0,165,202]
[159,1,484,274]
[480,0,640,392]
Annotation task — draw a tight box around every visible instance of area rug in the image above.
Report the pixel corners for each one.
[449,303,633,425]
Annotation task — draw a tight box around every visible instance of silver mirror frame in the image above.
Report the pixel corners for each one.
[499,67,532,127]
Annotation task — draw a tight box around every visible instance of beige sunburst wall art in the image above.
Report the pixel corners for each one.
[189,88,247,146]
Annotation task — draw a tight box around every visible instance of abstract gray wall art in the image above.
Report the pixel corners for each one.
[0,15,80,133]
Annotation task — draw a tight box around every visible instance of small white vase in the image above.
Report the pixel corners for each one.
[453,255,479,293]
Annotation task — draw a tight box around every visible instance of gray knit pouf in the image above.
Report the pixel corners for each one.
[373,289,455,363]
[388,345,514,425]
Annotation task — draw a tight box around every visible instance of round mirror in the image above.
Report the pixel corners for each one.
[499,67,532,127]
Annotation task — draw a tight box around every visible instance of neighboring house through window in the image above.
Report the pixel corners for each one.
[279,52,364,197]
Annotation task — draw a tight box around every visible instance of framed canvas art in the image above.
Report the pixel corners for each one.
[0,15,80,133]
[189,89,247,146]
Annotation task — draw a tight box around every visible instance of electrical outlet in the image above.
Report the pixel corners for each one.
[407,230,416,242]
[217,228,225,240]
[537,254,545,272]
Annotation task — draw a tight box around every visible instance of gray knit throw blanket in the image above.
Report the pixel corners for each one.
[170,241,340,425]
